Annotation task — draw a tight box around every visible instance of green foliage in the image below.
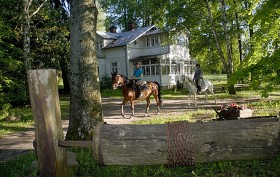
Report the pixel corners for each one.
[100,74,113,91]
[228,49,280,97]
[0,0,28,108]
[99,0,165,30]
[0,0,70,108]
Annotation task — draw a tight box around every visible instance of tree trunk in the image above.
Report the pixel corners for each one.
[205,0,227,68]
[220,0,236,94]
[234,0,243,63]
[22,0,31,70]
[66,0,103,140]
[22,0,47,70]
[59,57,70,93]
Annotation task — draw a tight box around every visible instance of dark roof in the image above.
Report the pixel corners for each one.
[143,28,163,36]
[102,25,156,49]
[96,31,118,39]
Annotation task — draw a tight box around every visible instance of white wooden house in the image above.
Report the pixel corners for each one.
[96,25,196,88]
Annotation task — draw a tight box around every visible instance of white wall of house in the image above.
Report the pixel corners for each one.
[97,58,106,78]
[102,47,128,77]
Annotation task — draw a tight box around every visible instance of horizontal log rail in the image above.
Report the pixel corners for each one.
[58,140,92,148]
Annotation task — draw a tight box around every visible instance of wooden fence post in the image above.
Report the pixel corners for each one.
[28,69,68,177]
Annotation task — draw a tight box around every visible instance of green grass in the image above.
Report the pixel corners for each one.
[0,106,34,137]
[0,152,37,177]
[134,109,217,124]
[1,148,280,177]
[133,100,280,125]
[72,148,280,177]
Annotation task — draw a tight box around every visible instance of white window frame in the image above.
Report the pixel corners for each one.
[111,62,118,73]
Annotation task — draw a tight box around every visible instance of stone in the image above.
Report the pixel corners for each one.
[67,151,79,176]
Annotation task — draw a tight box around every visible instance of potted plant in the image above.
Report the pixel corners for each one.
[218,103,254,120]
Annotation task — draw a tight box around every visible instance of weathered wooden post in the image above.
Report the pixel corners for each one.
[28,69,68,177]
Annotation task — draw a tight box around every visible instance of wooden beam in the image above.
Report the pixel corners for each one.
[28,69,69,177]
[58,140,92,148]
[93,118,280,165]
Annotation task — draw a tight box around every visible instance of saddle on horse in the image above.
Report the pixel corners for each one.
[129,80,148,99]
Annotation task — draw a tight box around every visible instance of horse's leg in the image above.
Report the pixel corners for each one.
[121,99,129,118]
[155,96,160,115]
[211,88,217,104]
[130,99,135,117]
[204,91,208,104]
[214,92,217,104]
[187,93,191,106]
[194,93,197,107]
[145,97,151,117]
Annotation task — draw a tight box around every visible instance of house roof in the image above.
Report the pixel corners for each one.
[101,25,157,49]
[96,31,118,39]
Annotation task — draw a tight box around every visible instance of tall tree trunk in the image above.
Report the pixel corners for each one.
[22,0,47,70]
[22,0,31,70]
[59,57,70,93]
[234,0,242,63]
[66,0,103,140]
[220,0,236,94]
[205,0,227,68]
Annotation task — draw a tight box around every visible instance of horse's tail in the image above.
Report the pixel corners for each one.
[154,81,162,106]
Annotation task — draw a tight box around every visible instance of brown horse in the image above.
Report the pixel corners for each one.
[111,73,162,118]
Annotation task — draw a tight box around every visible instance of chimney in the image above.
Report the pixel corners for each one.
[109,25,117,33]
[127,21,136,31]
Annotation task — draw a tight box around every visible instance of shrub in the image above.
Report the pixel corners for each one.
[100,74,112,91]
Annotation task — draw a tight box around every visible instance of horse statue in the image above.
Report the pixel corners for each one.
[111,73,162,118]
[184,76,216,107]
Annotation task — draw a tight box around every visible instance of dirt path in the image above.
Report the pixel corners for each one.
[0,96,262,162]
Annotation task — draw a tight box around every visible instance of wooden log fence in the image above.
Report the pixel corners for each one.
[28,69,280,177]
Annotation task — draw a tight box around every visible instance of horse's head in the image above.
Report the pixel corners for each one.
[111,73,126,89]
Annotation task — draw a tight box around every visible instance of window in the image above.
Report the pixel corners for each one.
[141,59,160,76]
[155,36,159,46]
[96,41,103,51]
[162,65,170,75]
[146,38,150,47]
[96,41,99,51]
[183,60,196,74]
[151,37,155,46]
[112,62,118,73]
[151,59,160,75]
[142,60,150,75]
[142,65,150,75]
[99,41,103,50]
[156,65,160,75]
[146,36,161,47]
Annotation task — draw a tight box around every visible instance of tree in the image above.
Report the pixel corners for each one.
[22,0,47,70]
[66,0,103,140]
[0,0,27,108]
[99,0,165,31]
[228,0,280,97]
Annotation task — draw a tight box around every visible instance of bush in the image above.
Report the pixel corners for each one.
[100,74,112,91]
